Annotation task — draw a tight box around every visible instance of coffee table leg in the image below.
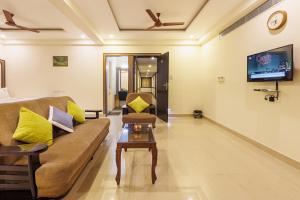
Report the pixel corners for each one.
[151,144,157,184]
[115,145,122,185]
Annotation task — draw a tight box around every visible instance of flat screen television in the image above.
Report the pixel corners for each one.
[247,44,293,82]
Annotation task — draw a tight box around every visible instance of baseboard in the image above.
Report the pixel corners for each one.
[168,114,193,117]
[204,116,300,170]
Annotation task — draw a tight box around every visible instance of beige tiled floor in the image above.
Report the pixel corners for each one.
[63,116,300,200]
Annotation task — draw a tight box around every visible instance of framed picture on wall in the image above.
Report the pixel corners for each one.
[0,59,5,88]
[53,56,68,67]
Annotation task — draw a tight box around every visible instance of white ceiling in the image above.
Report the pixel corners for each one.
[0,0,265,45]
[108,0,207,30]
[106,56,128,68]
[0,0,84,39]
[137,57,157,77]
[136,57,157,66]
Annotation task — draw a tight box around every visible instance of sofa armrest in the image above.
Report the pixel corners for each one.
[85,109,102,119]
[0,143,48,156]
[149,104,156,115]
[122,105,129,115]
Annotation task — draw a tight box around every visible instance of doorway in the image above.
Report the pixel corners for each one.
[105,56,128,115]
[135,57,158,105]
[103,53,169,122]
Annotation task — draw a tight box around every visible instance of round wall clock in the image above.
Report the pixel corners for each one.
[267,10,287,30]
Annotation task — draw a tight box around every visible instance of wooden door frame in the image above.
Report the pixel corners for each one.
[103,53,161,115]
[0,59,5,88]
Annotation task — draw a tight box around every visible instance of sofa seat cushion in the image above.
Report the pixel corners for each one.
[34,118,110,198]
[122,113,156,125]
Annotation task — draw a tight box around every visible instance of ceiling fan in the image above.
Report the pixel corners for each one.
[2,10,64,33]
[3,10,40,33]
[145,9,184,30]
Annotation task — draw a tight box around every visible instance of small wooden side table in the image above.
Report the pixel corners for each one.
[115,123,157,185]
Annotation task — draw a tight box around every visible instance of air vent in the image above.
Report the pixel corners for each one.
[220,0,283,36]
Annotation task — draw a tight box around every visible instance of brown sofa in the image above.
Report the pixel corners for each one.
[0,96,110,198]
[122,93,156,127]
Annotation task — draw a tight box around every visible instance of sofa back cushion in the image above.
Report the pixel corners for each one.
[0,96,73,146]
[126,93,152,105]
[12,107,53,145]
[127,96,150,113]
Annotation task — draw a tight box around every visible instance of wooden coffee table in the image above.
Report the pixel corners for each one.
[115,123,157,185]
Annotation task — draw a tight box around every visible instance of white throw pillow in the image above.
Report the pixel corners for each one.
[0,88,10,99]
[48,106,74,133]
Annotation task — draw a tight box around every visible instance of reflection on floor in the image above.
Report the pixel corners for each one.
[63,116,300,200]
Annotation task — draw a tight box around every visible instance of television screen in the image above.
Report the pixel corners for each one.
[247,45,293,82]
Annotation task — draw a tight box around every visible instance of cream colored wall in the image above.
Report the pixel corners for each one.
[0,44,4,59]
[199,0,300,162]
[3,45,202,113]
[4,46,102,108]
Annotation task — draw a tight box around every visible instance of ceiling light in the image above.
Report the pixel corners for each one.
[147,69,150,72]
[148,65,151,68]
[80,34,87,39]
[0,34,6,39]
[189,35,194,39]
[151,56,155,60]
[109,34,114,38]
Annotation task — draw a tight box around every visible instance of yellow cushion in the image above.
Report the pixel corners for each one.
[13,107,53,145]
[67,101,85,123]
[128,96,150,113]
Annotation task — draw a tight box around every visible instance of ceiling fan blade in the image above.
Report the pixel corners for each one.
[14,24,40,33]
[146,9,158,23]
[3,10,39,33]
[163,22,185,26]
[3,10,15,24]
[146,25,156,30]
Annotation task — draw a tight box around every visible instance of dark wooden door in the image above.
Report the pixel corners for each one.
[157,52,169,122]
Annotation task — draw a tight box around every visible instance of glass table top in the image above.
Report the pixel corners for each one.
[118,123,155,144]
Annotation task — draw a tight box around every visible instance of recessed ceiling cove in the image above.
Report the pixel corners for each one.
[107,0,209,31]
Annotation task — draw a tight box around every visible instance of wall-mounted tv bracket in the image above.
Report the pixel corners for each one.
[254,81,279,102]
